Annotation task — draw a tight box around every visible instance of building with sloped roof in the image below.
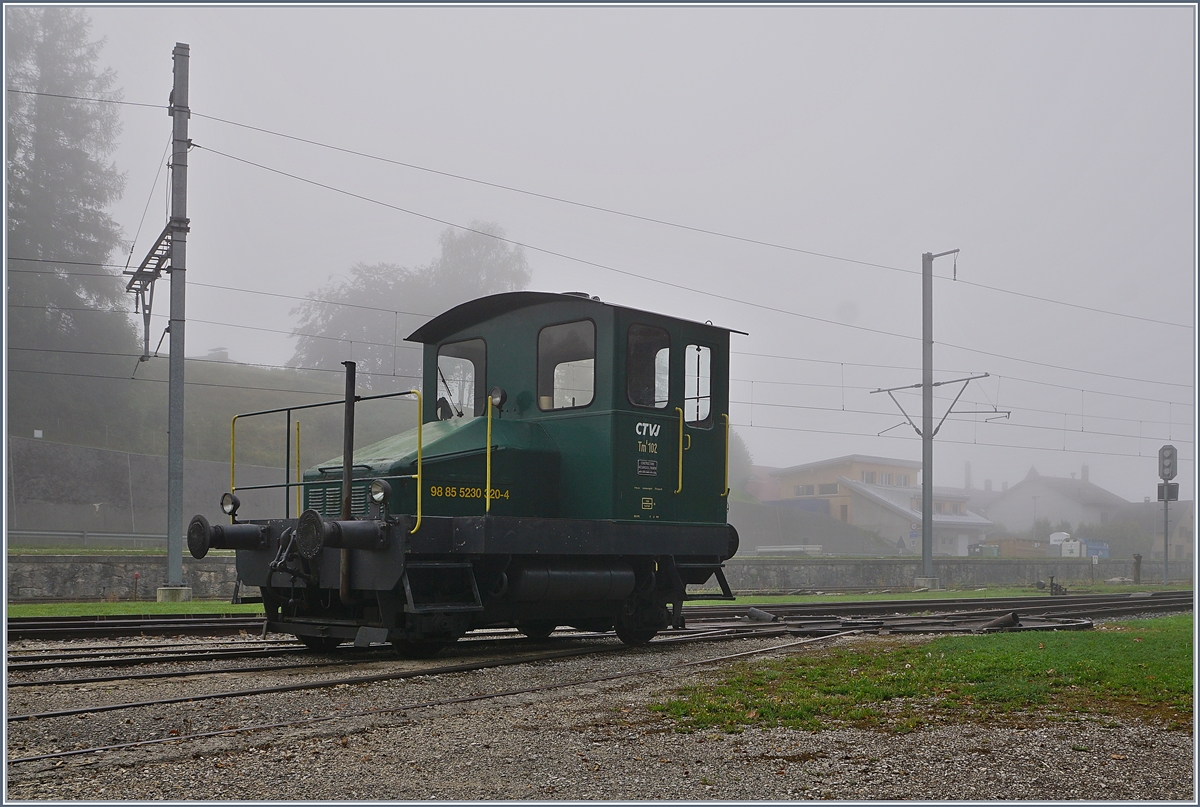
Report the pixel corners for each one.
[837,477,993,557]
[984,466,1129,535]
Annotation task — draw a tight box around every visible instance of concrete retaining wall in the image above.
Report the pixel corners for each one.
[722,556,1193,591]
[6,555,246,601]
[6,553,1191,602]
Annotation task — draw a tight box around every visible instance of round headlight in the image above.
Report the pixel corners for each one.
[369,479,391,504]
[220,492,240,516]
[489,386,507,408]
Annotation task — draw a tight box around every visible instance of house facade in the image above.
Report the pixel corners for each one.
[771,455,922,523]
[985,466,1129,534]
[768,455,992,556]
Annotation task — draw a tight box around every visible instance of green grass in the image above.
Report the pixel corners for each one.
[7,547,235,556]
[6,600,264,618]
[652,614,1193,734]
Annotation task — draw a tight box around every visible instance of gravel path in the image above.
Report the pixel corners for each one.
[6,633,1194,800]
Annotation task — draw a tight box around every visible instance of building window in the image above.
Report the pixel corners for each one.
[862,471,876,484]
[880,473,893,486]
[436,338,486,418]
[538,320,595,410]
[934,502,945,514]
[818,483,838,495]
[952,503,961,514]
[626,324,670,409]
[899,474,909,487]
[795,484,815,497]
[839,504,848,521]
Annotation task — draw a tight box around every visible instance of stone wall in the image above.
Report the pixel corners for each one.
[6,555,244,601]
[6,553,1191,602]
[723,555,1193,591]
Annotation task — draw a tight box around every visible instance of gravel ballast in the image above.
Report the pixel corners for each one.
[5,633,1194,800]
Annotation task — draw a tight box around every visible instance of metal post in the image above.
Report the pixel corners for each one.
[1163,497,1169,585]
[921,251,934,581]
[162,43,190,599]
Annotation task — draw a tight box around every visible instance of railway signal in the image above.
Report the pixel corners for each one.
[1159,444,1178,480]
[1157,444,1177,585]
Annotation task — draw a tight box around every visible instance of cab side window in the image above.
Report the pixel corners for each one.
[436,338,486,418]
[684,344,712,426]
[538,320,595,410]
[626,324,670,409]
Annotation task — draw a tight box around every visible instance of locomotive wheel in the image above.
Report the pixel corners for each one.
[297,635,343,652]
[518,621,557,640]
[614,623,657,646]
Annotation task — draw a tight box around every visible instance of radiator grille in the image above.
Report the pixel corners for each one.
[304,482,368,517]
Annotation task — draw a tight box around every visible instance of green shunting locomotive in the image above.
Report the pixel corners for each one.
[188,291,743,653]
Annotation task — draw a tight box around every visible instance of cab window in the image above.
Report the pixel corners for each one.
[538,320,594,410]
[436,338,486,418]
[684,343,712,426]
[626,324,670,409]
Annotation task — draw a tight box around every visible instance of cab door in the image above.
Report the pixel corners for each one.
[616,322,677,523]
[674,328,729,526]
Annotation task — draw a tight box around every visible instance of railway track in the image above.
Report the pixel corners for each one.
[5,591,1189,769]
[8,590,1189,641]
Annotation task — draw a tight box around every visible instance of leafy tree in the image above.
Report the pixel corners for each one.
[6,7,138,443]
[288,223,530,389]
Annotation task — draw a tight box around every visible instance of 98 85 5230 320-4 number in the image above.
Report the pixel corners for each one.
[428,484,510,500]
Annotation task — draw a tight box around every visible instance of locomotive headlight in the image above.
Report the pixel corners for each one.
[489,386,507,409]
[369,478,391,505]
[220,492,240,516]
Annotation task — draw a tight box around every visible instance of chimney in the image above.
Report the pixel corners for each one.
[1081,465,1089,483]
[965,461,973,490]
[984,479,993,492]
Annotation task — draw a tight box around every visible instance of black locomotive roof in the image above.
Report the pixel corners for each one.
[406,291,746,344]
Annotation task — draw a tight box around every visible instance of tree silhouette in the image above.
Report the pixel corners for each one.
[6,7,139,445]
[288,222,530,389]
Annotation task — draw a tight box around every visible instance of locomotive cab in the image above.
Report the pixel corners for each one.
[190,291,742,652]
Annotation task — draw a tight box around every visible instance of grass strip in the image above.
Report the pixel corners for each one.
[652,614,1193,734]
[6,601,264,618]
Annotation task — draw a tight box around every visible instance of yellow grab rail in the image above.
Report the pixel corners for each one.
[486,395,493,513]
[411,390,422,534]
[720,413,729,494]
[229,415,238,504]
[675,407,684,494]
[295,421,302,514]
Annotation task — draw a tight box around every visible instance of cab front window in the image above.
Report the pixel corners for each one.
[436,338,486,418]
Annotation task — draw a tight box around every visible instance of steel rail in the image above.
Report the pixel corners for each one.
[6,631,859,766]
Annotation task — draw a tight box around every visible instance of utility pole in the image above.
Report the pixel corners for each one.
[917,249,959,587]
[124,44,191,599]
[163,43,191,599]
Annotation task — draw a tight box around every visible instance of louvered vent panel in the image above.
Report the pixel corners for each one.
[304,483,368,517]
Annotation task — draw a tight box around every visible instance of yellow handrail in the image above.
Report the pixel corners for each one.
[295,421,302,514]
[411,390,422,534]
[721,413,731,497]
[229,415,238,504]
[675,407,684,494]
[486,395,493,513]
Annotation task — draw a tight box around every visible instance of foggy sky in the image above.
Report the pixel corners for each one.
[15,5,1197,504]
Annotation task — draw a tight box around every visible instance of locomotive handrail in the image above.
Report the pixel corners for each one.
[486,396,494,513]
[720,413,729,494]
[675,407,685,494]
[229,389,422,531]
